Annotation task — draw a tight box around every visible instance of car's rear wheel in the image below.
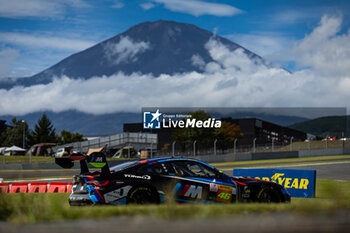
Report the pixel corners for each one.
[255,186,281,203]
[127,186,159,204]
[256,187,272,202]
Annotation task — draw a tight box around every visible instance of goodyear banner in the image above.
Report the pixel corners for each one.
[233,168,316,198]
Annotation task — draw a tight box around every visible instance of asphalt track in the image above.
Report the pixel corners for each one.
[1,157,350,181]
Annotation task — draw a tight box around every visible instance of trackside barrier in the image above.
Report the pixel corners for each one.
[67,182,72,193]
[0,183,9,193]
[47,182,67,193]
[28,182,48,193]
[0,182,71,193]
[9,182,29,193]
[233,168,316,198]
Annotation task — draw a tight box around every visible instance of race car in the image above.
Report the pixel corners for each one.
[55,153,291,205]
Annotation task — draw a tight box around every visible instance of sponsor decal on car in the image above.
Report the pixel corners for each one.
[88,156,107,168]
[209,183,218,192]
[216,185,232,203]
[173,183,203,199]
[104,186,132,203]
[124,174,151,180]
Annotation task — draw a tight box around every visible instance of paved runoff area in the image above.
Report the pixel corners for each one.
[1,212,349,233]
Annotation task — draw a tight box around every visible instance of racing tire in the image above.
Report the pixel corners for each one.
[127,186,159,204]
[256,186,281,203]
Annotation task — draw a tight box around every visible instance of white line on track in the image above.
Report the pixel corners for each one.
[2,177,72,183]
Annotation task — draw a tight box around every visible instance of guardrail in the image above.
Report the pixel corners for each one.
[54,132,157,153]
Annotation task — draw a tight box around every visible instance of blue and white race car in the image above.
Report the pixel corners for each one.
[56,153,291,205]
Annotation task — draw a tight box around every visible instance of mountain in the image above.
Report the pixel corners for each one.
[0,20,282,135]
[288,115,349,138]
[1,20,267,89]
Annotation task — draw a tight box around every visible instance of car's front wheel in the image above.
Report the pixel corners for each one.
[127,186,159,204]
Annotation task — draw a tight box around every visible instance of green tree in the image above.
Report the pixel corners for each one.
[0,118,30,148]
[174,110,216,151]
[30,113,57,144]
[214,121,243,152]
[57,130,86,145]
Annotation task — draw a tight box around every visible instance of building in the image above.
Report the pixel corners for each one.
[123,118,307,150]
[220,118,306,147]
[123,123,175,150]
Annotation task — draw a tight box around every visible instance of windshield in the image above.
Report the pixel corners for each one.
[110,161,139,173]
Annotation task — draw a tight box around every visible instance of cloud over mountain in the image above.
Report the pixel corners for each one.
[0,16,349,116]
[104,36,151,65]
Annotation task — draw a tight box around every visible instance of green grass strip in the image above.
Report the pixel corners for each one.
[0,179,349,223]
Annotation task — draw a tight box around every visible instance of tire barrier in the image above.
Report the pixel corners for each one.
[28,182,48,193]
[0,183,9,193]
[47,182,68,193]
[0,182,72,193]
[9,182,28,193]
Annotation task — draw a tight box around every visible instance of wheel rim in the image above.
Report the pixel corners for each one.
[257,188,272,202]
[129,189,155,204]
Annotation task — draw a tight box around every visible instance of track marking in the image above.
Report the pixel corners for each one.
[1,177,72,183]
[271,161,350,168]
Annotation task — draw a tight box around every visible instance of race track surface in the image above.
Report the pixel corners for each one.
[1,157,350,181]
[1,212,349,233]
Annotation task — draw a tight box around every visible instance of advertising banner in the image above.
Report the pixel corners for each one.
[233,168,316,198]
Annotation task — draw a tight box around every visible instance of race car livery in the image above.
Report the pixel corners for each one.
[55,153,291,205]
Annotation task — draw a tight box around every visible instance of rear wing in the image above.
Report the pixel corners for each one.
[55,152,111,177]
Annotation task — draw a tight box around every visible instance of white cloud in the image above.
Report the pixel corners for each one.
[0,32,95,51]
[1,15,350,116]
[151,0,242,17]
[271,10,317,25]
[191,54,205,69]
[205,38,262,73]
[111,1,125,9]
[140,2,156,10]
[290,15,350,76]
[0,0,90,19]
[0,48,19,79]
[104,36,150,64]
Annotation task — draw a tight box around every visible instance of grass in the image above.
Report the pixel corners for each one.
[1,179,349,223]
[278,140,350,152]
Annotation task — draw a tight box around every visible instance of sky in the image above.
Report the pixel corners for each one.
[0,0,350,115]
